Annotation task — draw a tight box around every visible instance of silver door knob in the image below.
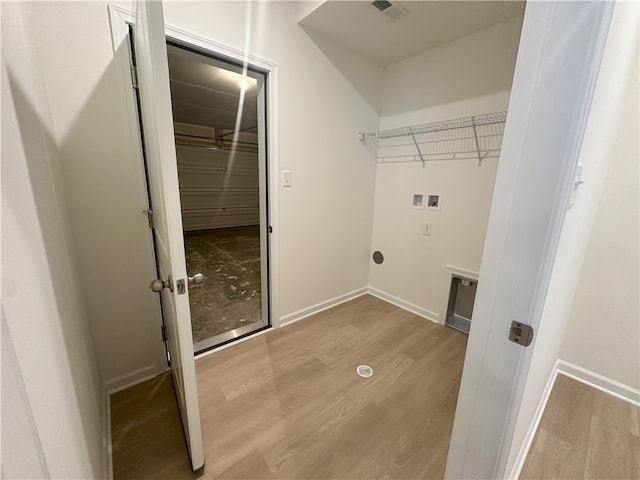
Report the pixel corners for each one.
[150,276,173,293]
[188,273,204,286]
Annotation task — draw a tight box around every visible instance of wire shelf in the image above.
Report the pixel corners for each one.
[359,111,507,166]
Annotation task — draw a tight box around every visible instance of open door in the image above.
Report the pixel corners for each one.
[445,2,614,478]
[133,0,204,471]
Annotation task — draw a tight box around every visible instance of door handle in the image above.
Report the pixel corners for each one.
[188,273,204,286]
[150,275,173,293]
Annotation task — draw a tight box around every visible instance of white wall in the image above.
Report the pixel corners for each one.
[161,1,382,316]
[506,2,638,475]
[22,1,169,386]
[560,32,639,390]
[1,2,104,477]
[369,16,523,322]
[21,0,381,383]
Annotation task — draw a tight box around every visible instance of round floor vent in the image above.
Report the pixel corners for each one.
[356,365,373,378]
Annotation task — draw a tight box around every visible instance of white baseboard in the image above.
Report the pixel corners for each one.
[556,359,640,406]
[508,362,559,480]
[104,364,163,395]
[103,388,113,480]
[279,287,368,328]
[367,287,440,324]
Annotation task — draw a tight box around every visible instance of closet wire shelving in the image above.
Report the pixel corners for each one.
[359,111,508,166]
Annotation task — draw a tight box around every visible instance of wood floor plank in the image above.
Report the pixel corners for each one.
[261,351,415,475]
[214,449,276,480]
[275,403,396,480]
[401,321,459,362]
[373,341,465,479]
[585,415,640,479]
[200,356,335,475]
[541,374,596,444]
[315,308,416,370]
[591,388,639,437]
[374,331,465,417]
[520,428,585,479]
[521,374,640,480]
[111,374,195,480]
[415,383,462,479]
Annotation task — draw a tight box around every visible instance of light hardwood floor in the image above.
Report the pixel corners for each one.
[111,294,468,479]
[111,373,193,479]
[521,373,640,479]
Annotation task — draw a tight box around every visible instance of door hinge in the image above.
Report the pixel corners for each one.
[509,321,534,346]
[161,325,168,342]
[144,209,154,229]
[130,65,139,89]
[568,162,584,209]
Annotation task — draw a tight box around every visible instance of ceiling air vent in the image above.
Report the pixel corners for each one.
[371,0,408,21]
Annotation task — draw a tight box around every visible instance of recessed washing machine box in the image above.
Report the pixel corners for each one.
[445,276,478,334]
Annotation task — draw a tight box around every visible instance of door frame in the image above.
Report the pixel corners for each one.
[108,5,281,344]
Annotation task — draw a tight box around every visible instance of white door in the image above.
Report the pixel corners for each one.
[444,1,614,478]
[134,0,204,471]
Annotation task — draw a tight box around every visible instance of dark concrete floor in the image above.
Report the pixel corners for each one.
[184,226,262,346]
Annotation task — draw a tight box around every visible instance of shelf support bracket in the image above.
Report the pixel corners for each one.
[471,116,484,166]
[406,128,425,168]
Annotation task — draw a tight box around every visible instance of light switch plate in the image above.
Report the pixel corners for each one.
[282,170,292,187]
[423,222,432,236]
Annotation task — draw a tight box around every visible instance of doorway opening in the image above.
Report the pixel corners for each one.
[166,42,271,354]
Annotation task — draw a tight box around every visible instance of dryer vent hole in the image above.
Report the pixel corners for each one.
[356,365,373,378]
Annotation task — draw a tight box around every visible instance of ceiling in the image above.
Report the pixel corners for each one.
[166,1,526,130]
[299,1,526,67]
[167,45,258,133]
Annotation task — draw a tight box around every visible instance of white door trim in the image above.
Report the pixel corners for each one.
[108,4,280,330]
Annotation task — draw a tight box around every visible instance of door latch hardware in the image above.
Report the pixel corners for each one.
[509,321,534,346]
[176,278,186,295]
[188,273,204,287]
[150,275,173,293]
[161,325,168,342]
